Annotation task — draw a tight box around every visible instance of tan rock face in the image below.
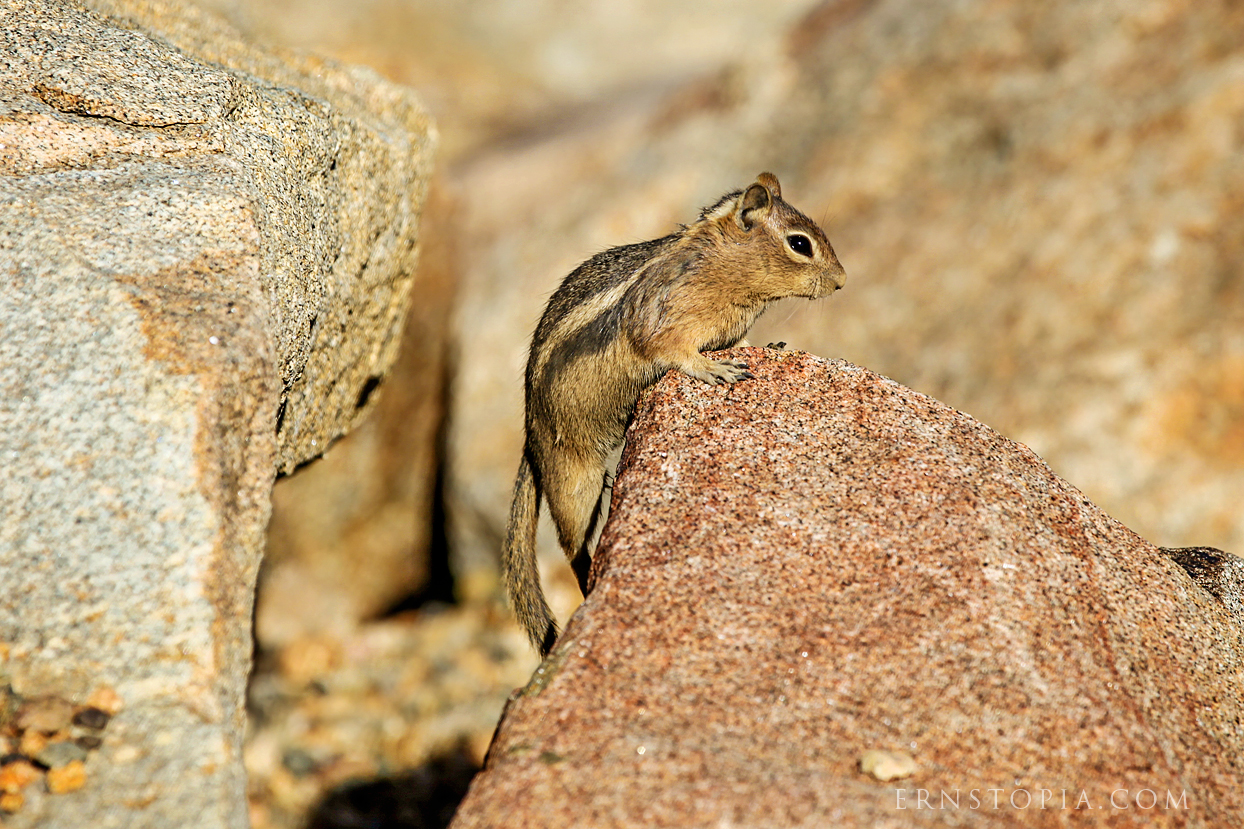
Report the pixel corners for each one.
[453,349,1244,829]
[0,1,434,827]
[445,0,1244,593]
[258,180,459,646]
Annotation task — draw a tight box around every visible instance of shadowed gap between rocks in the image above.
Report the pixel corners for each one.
[304,745,480,829]
[379,342,460,616]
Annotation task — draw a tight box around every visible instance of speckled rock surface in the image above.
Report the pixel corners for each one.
[452,349,1244,829]
[259,180,458,647]
[1160,546,1244,630]
[0,1,434,827]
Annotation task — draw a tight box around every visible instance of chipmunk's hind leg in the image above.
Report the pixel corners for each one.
[569,472,611,594]
[545,452,608,596]
[569,546,592,596]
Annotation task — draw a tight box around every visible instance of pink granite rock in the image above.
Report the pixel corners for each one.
[452,348,1243,828]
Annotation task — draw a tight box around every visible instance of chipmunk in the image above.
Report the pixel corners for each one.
[503,172,846,654]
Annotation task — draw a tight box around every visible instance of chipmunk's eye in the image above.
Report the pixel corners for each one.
[786,234,814,258]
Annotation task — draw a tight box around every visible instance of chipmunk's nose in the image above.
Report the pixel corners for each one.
[823,252,846,294]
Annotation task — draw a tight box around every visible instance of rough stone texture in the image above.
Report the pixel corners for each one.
[257,180,458,648]
[452,349,1244,829]
[0,0,435,827]
[1160,546,1244,630]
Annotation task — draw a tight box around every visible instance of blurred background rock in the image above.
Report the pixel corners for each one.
[195,0,1243,825]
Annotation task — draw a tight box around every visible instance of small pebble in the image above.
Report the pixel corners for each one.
[38,741,89,769]
[112,745,141,764]
[16,697,74,733]
[19,730,48,758]
[281,748,317,777]
[86,687,124,716]
[0,760,41,793]
[859,749,916,781]
[0,790,24,813]
[72,707,111,731]
[75,735,104,751]
[46,760,87,794]
[279,637,338,686]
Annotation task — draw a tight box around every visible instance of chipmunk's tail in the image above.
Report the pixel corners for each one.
[502,454,559,655]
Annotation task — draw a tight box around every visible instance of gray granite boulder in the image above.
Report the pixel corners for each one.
[452,350,1244,829]
[0,1,435,826]
[257,182,459,650]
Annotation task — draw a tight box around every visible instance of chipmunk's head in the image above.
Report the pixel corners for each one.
[701,172,846,300]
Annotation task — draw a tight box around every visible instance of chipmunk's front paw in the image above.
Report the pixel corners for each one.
[695,359,753,386]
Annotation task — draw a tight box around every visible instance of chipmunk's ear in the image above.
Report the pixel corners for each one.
[737,173,778,230]
[756,172,781,200]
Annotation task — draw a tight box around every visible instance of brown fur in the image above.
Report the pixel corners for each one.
[503,172,846,654]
